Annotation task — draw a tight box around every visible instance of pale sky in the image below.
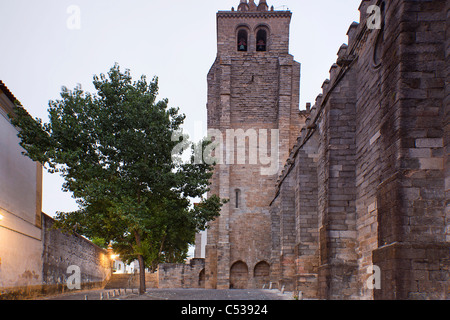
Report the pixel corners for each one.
[0,0,361,217]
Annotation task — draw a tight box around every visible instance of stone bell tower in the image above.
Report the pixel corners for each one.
[204,0,307,289]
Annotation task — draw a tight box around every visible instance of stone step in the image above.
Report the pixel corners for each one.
[104,274,139,289]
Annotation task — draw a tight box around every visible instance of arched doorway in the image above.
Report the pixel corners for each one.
[199,269,205,288]
[230,261,248,289]
[254,261,270,288]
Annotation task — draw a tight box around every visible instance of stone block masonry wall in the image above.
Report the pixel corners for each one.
[371,0,449,300]
[318,64,358,300]
[1,214,112,298]
[158,259,205,289]
[271,0,448,300]
[276,171,297,291]
[41,214,111,294]
[271,135,320,298]
[373,242,449,300]
[294,145,319,299]
[269,195,281,288]
[445,0,450,245]
[372,0,447,248]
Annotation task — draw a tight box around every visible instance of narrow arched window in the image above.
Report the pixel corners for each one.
[235,189,241,208]
[237,29,248,52]
[256,29,267,52]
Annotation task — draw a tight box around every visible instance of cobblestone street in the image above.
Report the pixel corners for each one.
[40,288,293,301]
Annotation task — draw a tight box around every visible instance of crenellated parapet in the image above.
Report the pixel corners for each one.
[275,0,381,189]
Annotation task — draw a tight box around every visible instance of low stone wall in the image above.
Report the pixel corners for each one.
[0,214,112,299]
[158,259,205,289]
[42,214,111,290]
[104,272,159,289]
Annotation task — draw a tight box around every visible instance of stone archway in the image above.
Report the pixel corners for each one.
[254,261,270,288]
[230,261,248,289]
[199,269,206,288]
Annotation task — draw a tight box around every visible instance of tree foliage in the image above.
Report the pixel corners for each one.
[11,64,225,292]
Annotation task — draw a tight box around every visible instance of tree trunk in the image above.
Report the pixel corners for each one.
[134,230,146,295]
[137,254,146,295]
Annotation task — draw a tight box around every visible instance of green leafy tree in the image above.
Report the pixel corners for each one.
[10,64,225,294]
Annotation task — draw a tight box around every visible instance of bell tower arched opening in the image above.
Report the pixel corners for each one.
[237,29,248,52]
[256,29,267,51]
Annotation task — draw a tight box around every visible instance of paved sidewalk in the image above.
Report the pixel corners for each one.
[39,288,294,301]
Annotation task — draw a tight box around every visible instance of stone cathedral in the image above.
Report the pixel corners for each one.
[192,0,447,300]
[1,0,447,300]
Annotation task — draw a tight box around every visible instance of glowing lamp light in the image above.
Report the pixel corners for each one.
[110,254,118,260]
[0,214,4,221]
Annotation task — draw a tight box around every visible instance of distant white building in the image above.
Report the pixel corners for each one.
[112,259,138,274]
[111,247,198,274]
